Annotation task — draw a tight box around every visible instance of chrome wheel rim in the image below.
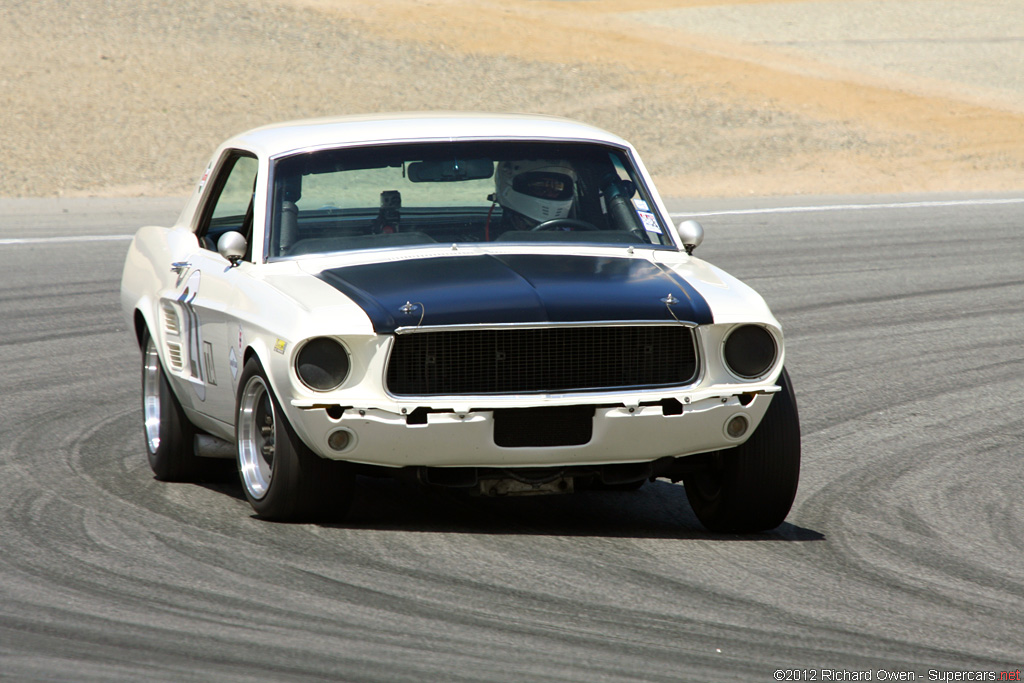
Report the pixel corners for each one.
[142,336,162,455]
[238,375,275,499]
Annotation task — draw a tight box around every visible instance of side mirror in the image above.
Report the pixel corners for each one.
[217,231,247,266]
[673,219,704,255]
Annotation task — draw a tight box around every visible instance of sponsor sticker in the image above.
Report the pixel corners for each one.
[274,339,287,354]
[197,161,213,194]
[638,210,662,234]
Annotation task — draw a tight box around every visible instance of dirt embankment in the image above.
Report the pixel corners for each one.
[2,0,1021,198]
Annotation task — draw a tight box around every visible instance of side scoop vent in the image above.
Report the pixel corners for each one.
[161,301,181,336]
[165,341,184,372]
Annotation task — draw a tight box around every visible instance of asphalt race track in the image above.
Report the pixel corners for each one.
[1,195,1022,681]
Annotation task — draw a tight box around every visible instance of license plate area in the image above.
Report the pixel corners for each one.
[493,405,595,448]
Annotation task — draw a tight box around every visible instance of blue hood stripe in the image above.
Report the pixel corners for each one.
[317,254,712,334]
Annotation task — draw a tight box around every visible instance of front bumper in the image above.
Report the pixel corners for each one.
[288,391,775,468]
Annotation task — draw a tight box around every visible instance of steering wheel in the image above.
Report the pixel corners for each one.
[531,218,599,232]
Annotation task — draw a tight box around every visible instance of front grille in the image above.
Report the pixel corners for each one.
[386,325,698,396]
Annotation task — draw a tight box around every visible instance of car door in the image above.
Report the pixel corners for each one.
[167,152,260,433]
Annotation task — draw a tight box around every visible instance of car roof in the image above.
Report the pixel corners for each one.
[224,112,632,158]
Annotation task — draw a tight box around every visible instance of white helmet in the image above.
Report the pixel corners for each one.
[495,160,577,224]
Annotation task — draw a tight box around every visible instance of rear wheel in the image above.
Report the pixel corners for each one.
[236,357,353,521]
[684,368,801,533]
[141,330,204,481]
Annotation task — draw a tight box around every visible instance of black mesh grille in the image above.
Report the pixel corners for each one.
[386,326,698,396]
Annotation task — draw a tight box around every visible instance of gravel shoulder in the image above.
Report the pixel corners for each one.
[2,0,1021,199]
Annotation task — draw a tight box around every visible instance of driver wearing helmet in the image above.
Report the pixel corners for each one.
[493,160,577,232]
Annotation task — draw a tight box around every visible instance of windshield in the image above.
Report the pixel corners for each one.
[267,141,673,258]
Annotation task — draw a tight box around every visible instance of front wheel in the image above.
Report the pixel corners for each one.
[235,358,353,521]
[683,368,801,533]
[141,330,204,481]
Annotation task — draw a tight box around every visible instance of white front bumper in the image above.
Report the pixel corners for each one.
[289,392,774,468]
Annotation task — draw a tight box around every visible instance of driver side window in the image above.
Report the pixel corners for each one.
[198,153,259,254]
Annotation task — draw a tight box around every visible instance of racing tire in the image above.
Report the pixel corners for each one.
[683,367,801,533]
[235,357,354,522]
[141,329,204,481]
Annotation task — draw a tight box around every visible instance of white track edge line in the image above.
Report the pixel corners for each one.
[2,198,1021,244]
[671,197,1024,219]
[0,235,134,245]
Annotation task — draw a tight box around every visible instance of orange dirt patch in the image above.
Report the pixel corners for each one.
[2,0,1019,198]
[289,0,1024,197]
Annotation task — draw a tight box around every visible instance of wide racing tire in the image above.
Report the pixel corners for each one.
[141,329,205,481]
[235,357,354,522]
[683,367,801,533]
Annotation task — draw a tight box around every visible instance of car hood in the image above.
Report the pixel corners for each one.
[315,253,713,334]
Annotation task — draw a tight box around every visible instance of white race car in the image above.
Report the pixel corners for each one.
[121,113,800,531]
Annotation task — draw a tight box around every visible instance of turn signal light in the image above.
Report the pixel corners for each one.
[726,414,749,439]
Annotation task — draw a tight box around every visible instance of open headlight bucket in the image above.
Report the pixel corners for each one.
[722,324,778,380]
[295,337,351,392]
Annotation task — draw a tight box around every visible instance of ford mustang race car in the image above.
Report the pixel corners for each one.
[121,113,800,531]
